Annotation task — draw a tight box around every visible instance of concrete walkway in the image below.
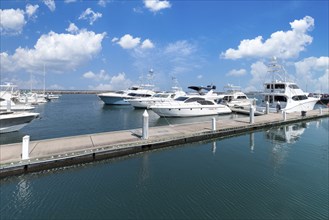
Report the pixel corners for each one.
[1,108,328,177]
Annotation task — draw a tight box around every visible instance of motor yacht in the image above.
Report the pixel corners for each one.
[0,111,39,133]
[256,57,319,113]
[127,90,186,109]
[0,83,35,111]
[149,95,231,117]
[218,84,255,108]
[97,69,157,105]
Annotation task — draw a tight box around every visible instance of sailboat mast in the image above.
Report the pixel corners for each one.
[43,64,46,95]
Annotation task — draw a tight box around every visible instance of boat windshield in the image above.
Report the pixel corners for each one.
[185,97,205,103]
[289,84,299,89]
[292,95,308,101]
[175,96,189,101]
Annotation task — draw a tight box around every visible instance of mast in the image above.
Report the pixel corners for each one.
[43,64,46,95]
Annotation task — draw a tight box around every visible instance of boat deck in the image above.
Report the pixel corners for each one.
[1,108,328,178]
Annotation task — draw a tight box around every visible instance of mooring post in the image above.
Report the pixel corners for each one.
[212,117,216,131]
[319,107,322,115]
[265,101,269,114]
[6,100,11,112]
[142,110,149,140]
[283,110,287,121]
[250,105,255,124]
[22,135,30,160]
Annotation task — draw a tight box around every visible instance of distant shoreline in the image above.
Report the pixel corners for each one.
[19,90,107,94]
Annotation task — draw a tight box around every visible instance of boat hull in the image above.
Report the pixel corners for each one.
[98,94,131,105]
[256,98,318,113]
[0,112,39,133]
[150,106,231,117]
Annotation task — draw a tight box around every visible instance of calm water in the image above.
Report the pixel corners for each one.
[0,95,328,219]
[1,94,246,145]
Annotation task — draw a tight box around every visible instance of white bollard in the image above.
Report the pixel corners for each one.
[250,105,255,124]
[283,110,287,121]
[22,135,30,160]
[319,108,322,115]
[142,110,149,140]
[266,101,269,114]
[212,117,216,131]
[6,100,11,112]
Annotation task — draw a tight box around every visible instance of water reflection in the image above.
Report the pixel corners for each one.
[212,141,217,154]
[266,122,307,171]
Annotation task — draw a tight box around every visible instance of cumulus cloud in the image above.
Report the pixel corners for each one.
[226,68,247,77]
[83,70,111,81]
[98,0,108,7]
[79,8,102,25]
[245,61,268,91]
[221,16,314,60]
[64,0,77,3]
[144,0,171,12]
[0,8,26,35]
[295,56,329,93]
[43,0,56,12]
[87,72,133,90]
[25,4,39,19]
[113,34,154,50]
[66,23,79,34]
[0,29,106,74]
[141,39,154,49]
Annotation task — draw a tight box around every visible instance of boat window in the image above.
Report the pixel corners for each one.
[274,84,285,89]
[127,93,137,96]
[237,96,247,99]
[197,100,214,105]
[0,98,5,102]
[175,96,188,101]
[292,95,308,101]
[274,96,287,102]
[289,84,299,89]
[115,91,125,94]
[185,97,205,103]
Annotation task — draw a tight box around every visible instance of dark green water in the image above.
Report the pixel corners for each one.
[0,95,328,219]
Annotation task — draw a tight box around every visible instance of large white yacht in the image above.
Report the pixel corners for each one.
[218,84,255,108]
[0,83,35,111]
[0,111,39,133]
[256,57,319,113]
[97,69,157,105]
[149,92,231,117]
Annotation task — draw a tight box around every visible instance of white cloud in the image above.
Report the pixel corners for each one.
[79,8,102,25]
[83,70,111,81]
[98,0,108,7]
[144,0,171,12]
[43,0,56,12]
[64,0,77,3]
[164,40,196,56]
[295,56,329,93]
[226,68,247,77]
[221,16,314,60]
[197,75,203,79]
[141,39,154,49]
[247,61,268,91]
[117,34,141,49]
[0,30,106,74]
[89,72,133,90]
[0,8,26,35]
[25,4,39,19]
[66,23,79,34]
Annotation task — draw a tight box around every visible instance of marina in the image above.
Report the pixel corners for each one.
[1,105,327,178]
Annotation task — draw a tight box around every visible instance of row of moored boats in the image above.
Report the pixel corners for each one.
[97,58,320,117]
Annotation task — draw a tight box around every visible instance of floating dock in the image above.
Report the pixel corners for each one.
[1,109,328,178]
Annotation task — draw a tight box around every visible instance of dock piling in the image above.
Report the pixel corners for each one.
[319,108,322,115]
[212,117,216,131]
[266,101,269,114]
[6,100,11,112]
[283,110,287,121]
[250,105,255,124]
[142,110,149,140]
[22,135,30,160]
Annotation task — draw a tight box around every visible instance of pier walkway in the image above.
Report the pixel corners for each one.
[1,108,328,177]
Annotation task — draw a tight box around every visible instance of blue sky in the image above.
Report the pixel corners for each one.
[1,0,328,93]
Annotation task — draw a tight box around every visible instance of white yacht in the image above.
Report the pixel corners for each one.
[256,57,319,113]
[127,90,186,109]
[149,95,231,117]
[0,83,35,111]
[97,69,157,105]
[0,111,39,133]
[219,84,255,108]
